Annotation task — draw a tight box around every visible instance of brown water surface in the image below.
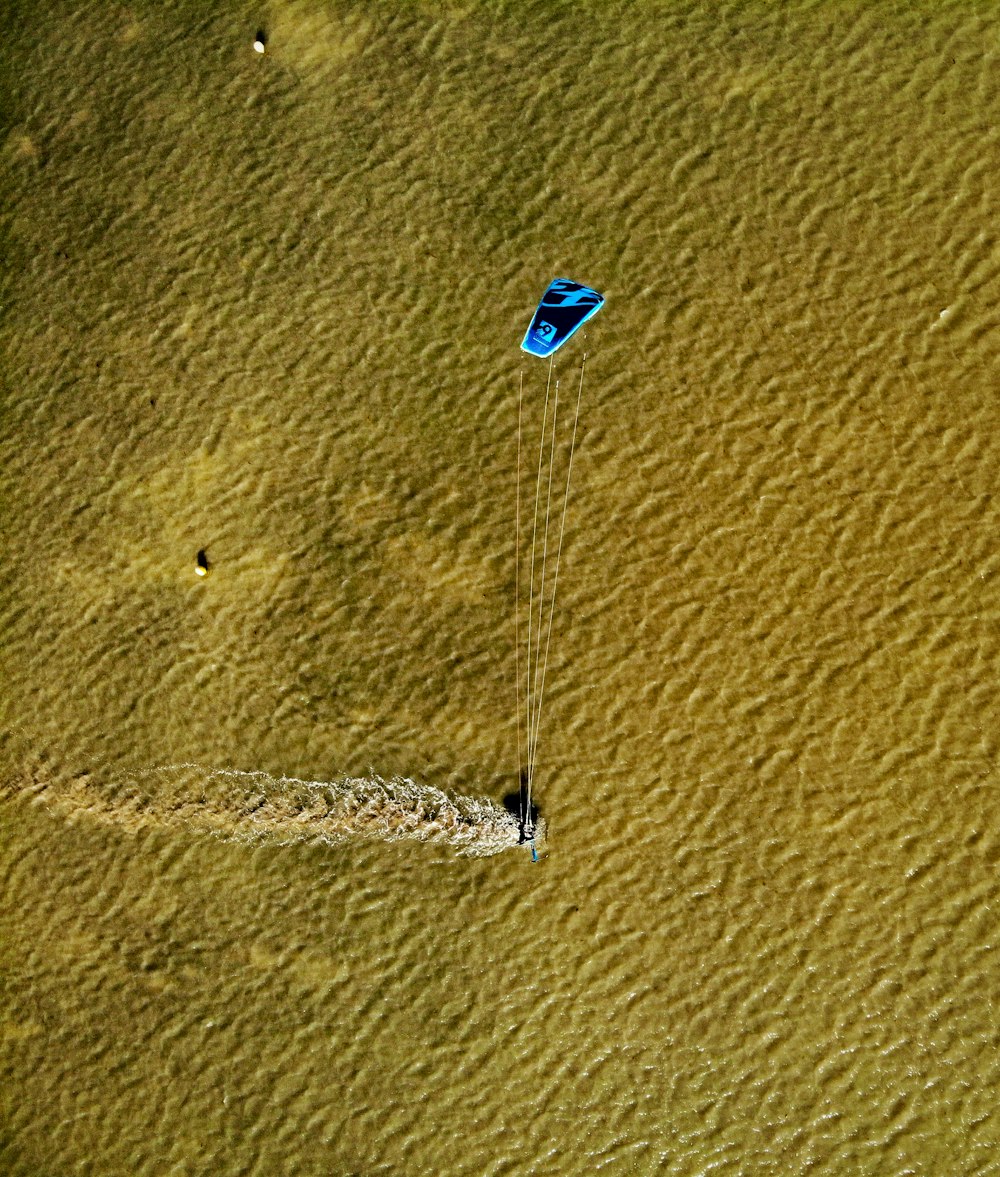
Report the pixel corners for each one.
[3,2,1000,1173]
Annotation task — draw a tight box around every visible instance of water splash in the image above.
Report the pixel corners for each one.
[7,761,542,858]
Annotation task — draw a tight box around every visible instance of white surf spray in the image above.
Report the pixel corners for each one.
[8,761,540,858]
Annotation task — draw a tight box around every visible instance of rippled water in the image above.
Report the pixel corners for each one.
[3,2,1000,1173]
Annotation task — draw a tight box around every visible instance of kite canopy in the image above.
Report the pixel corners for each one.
[521,278,604,358]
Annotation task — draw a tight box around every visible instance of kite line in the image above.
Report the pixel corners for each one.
[516,352,586,850]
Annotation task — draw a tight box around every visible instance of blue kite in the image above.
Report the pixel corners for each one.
[521,278,604,358]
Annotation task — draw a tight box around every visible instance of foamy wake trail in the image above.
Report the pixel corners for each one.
[11,763,539,858]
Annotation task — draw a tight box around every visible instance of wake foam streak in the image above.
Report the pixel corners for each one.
[11,763,538,857]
